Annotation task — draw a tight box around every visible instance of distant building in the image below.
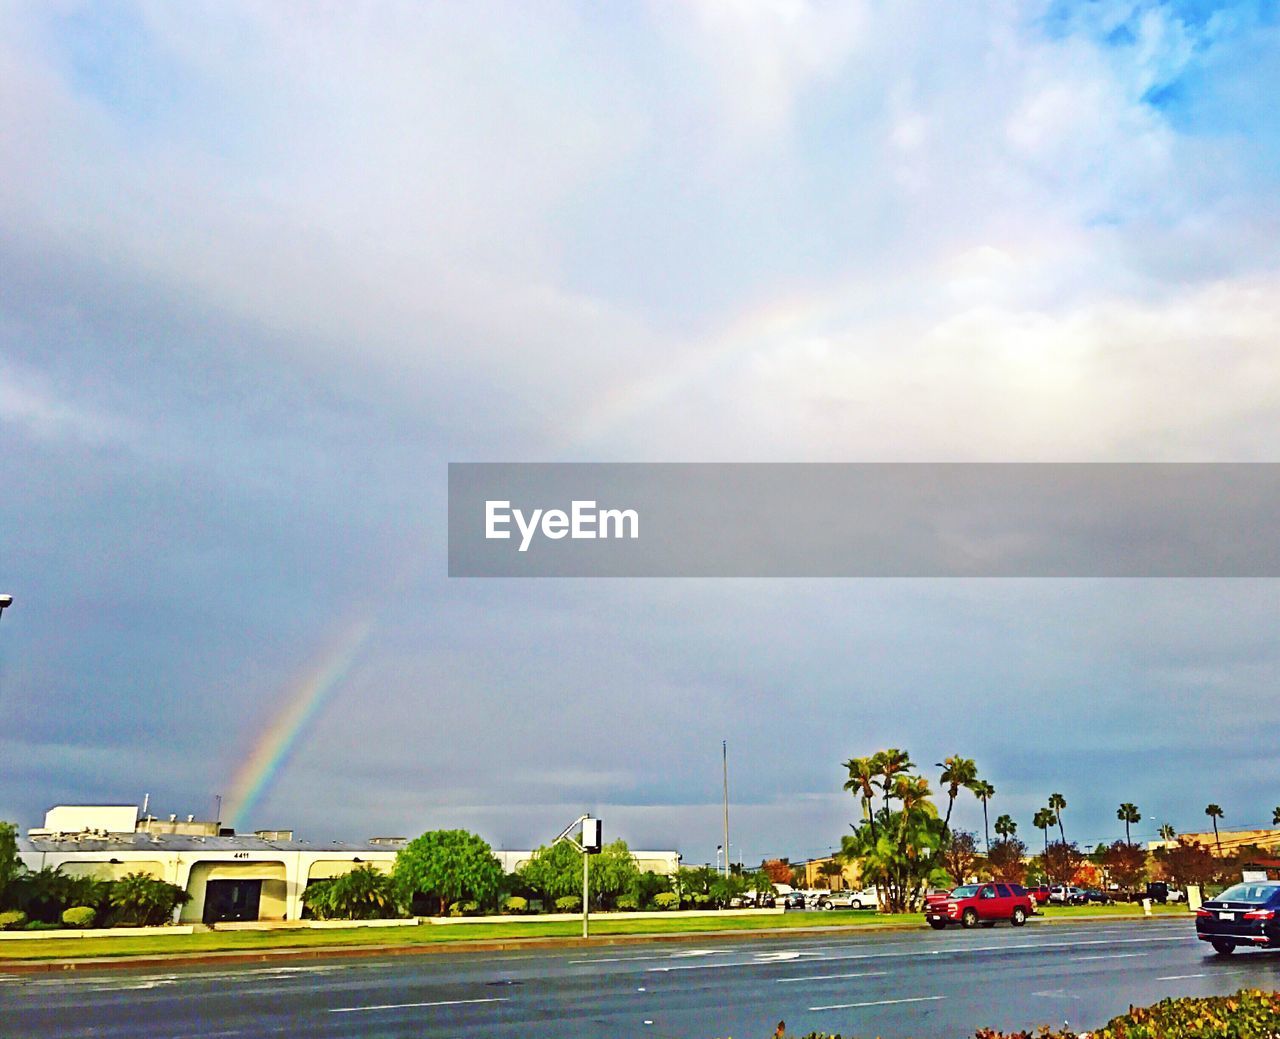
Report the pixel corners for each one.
[19,805,395,924]
[16,805,682,924]
[1147,829,1280,854]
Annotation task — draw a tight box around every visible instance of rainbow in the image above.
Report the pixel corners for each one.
[223,615,375,831]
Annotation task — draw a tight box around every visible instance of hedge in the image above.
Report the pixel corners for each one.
[0,910,27,930]
[781,990,1280,1039]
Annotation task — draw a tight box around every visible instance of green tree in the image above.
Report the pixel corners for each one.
[818,859,844,889]
[0,822,22,908]
[1205,804,1225,856]
[1117,803,1141,846]
[109,872,191,926]
[1048,792,1067,843]
[840,748,948,912]
[842,756,880,843]
[971,780,995,854]
[1158,823,1177,842]
[393,830,504,916]
[937,756,978,835]
[994,814,1017,840]
[589,840,642,909]
[1033,808,1055,855]
[303,866,402,920]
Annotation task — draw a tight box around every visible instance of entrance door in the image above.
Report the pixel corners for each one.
[203,879,263,923]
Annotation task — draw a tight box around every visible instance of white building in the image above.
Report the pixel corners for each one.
[16,805,682,923]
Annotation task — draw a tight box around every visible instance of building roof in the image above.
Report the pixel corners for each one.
[18,833,395,855]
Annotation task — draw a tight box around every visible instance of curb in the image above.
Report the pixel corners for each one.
[0,912,1187,975]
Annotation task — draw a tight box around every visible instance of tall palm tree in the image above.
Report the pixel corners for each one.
[1272,807,1280,827]
[1117,803,1141,847]
[1205,804,1224,856]
[1158,823,1176,842]
[994,814,1016,840]
[937,756,978,834]
[843,756,880,842]
[877,749,914,813]
[1033,808,1055,855]
[1048,792,1067,843]
[972,780,996,853]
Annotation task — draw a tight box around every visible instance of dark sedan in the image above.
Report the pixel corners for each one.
[1195,880,1280,955]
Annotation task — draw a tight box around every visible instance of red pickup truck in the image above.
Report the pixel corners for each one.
[925,882,1032,929]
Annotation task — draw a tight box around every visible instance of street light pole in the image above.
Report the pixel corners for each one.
[0,595,13,621]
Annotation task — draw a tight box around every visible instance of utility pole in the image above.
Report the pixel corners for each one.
[722,740,730,877]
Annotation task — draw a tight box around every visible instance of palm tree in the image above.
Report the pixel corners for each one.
[937,756,978,834]
[1272,807,1280,827]
[972,779,996,853]
[1048,792,1067,843]
[1205,804,1224,856]
[1158,823,1176,842]
[877,749,914,813]
[1033,808,1055,855]
[843,756,880,842]
[994,814,1017,840]
[1117,803,1141,847]
[819,859,844,891]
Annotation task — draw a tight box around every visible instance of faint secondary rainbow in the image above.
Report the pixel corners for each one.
[224,615,376,831]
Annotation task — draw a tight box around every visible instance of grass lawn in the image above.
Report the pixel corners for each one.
[0,902,1186,962]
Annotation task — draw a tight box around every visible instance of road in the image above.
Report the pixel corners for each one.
[2,917,1277,1039]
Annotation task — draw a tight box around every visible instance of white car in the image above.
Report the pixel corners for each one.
[818,887,879,910]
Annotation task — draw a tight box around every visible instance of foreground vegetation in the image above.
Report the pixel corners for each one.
[780,989,1280,1039]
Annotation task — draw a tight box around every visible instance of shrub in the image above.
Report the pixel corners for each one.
[109,872,191,926]
[0,910,27,930]
[448,900,480,917]
[24,920,62,930]
[615,895,640,911]
[554,895,582,912]
[303,866,401,920]
[61,906,96,928]
[500,896,528,915]
[652,892,679,911]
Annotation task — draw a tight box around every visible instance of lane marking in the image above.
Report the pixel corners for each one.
[330,997,508,1014]
[1070,953,1149,962]
[811,995,943,1012]
[1158,970,1246,981]
[778,971,888,983]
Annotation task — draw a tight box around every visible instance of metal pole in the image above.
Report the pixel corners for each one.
[582,846,590,939]
[722,740,730,877]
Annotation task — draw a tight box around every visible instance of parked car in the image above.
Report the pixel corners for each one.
[1049,885,1087,905]
[783,891,807,910]
[925,882,1033,930]
[1082,888,1112,905]
[819,887,879,910]
[1195,880,1280,956]
[1026,884,1051,905]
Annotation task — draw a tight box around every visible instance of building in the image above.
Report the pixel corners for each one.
[18,805,395,924]
[1147,829,1280,854]
[793,854,860,890]
[16,805,683,924]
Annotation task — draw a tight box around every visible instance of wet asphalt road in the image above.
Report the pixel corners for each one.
[2,917,1276,1039]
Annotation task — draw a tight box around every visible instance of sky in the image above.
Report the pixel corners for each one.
[1,0,1279,866]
